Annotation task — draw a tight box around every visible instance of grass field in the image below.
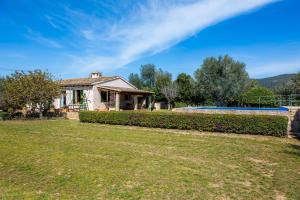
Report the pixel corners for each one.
[0,120,300,199]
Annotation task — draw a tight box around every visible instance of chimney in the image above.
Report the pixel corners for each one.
[90,71,102,79]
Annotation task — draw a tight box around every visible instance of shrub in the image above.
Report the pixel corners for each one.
[241,86,277,107]
[174,102,189,108]
[79,111,288,137]
[0,112,9,120]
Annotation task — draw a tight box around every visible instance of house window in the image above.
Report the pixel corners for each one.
[124,94,131,101]
[73,90,84,104]
[101,91,108,102]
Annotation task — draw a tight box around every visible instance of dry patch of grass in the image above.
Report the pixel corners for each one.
[0,120,300,199]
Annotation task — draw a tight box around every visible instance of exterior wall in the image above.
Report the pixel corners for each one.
[99,78,135,89]
[92,85,100,111]
[84,87,94,110]
[54,86,94,110]
[53,98,60,109]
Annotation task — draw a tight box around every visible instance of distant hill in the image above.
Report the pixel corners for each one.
[256,74,296,89]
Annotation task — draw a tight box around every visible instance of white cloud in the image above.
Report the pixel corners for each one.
[26,28,63,49]
[64,0,277,72]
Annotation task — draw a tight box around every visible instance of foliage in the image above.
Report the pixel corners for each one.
[80,111,288,137]
[161,83,178,110]
[140,64,156,88]
[154,69,172,101]
[241,86,276,107]
[129,64,172,102]
[194,55,250,106]
[0,77,5,110]
[174,101,189,108]
[0,111,9,120]
[175,73,194,103]
[2,70,60,116]
[128,73,143,89]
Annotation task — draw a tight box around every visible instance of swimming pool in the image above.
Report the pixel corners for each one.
[184,106,289,112]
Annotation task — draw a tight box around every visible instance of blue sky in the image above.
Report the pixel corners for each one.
[0,0,299,79]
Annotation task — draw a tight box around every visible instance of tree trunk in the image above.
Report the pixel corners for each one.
[39,104,43,119]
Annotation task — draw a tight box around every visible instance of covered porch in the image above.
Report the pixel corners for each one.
[97,86,153,111]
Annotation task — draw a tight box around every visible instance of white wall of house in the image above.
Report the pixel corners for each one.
[54,86,94,110]
[54,78,139,111]
[92,85,100,110]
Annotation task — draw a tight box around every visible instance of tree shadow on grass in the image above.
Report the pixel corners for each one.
[282,143,300,157]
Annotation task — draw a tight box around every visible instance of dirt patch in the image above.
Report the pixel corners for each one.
[274,190,286,200]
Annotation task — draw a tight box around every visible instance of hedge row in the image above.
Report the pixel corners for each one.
[79,111,289,137]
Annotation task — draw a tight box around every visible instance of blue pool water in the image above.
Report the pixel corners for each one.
[186,107,288,112]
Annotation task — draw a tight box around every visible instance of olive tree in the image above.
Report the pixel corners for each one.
[194,55,250,106]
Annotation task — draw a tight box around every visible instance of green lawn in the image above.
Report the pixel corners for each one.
[0,120,300,199]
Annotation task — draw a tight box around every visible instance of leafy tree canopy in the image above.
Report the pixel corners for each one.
[194,55,250,106]
[2,70,60,116]
[128,73,143,89]
[140,64,156,89]
[155,69,172,101]
[0,77,5,110]
[241,86,276,107]
[175,73,194,103]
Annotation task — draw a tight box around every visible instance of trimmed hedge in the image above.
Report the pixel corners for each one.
[79,111,289,137]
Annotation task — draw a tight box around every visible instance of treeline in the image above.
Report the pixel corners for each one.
[129,55,300,109]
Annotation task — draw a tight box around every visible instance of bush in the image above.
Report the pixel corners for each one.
[174,102,189,108]
[0,112,9,120]
[79,111,288,137]
[241,86,277,107]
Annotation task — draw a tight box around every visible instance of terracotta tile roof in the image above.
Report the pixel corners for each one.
[98,86,154,94]
[59,76,118,86]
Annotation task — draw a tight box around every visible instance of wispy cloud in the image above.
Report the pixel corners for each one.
[26,28,63,49]
[44,0,277,71]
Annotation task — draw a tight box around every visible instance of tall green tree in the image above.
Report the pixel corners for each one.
[0,77,5,110]
[2,70,60,117]
[140,64,156,89]
[128,73,143,89]
[175,73,194,103]
[155,69,172,101]
[194,55,250,106]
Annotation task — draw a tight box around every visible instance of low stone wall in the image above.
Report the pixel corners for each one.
[173,108,288,116]
[65,112,79,120]
[285,107,300,135]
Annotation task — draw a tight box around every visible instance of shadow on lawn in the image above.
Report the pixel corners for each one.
[283,144,300,157]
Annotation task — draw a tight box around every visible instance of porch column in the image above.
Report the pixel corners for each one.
[142,98,146,108]
[148,95,152,110]
[115,92,120,111]
[134,95,138,110]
